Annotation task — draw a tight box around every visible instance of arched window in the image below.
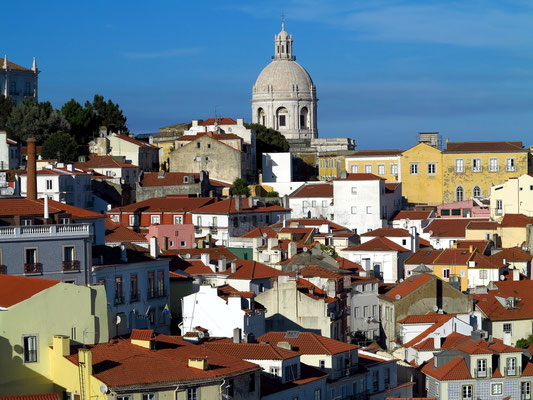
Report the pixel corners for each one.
[473,186,481,198]
[456,186,464,202]
[257,108,265,126]
[300,107,309,129]
[276,107,288,128]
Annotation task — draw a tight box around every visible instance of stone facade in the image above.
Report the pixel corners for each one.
[0,56,39,105]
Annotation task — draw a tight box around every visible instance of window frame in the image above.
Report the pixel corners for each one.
[506,157,516,172]
[409,162,419,175]
[23,334,38,363]
[491,383,503,395]
[489,157,499,172]
[472,158,482,172]
[427,162,437,175]
[455,158,465,173]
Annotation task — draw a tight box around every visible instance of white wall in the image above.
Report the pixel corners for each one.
[262,152,292,183]
[343,250,401,283]
[290,196,333,219]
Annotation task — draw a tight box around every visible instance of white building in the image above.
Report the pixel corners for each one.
[360,227,419,253]
[187,117,256,146]
[180,284,266,339]
[0,130,20,170]
[252,22,318,141]
[333,173,402,234]
[0,56,39,104]
[490,174,533,220]
[391,209,435,234]
[76,155,139,185]
[262,152,293,183]
[19,165,93,209]
[289,182,333,219]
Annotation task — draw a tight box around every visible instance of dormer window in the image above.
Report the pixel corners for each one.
[476,358,487,378]
[507,357,517,376]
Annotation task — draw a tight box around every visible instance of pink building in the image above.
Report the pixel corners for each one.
[437,199,490,218]
[146,224,195,250]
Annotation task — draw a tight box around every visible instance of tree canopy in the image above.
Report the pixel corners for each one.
[244,123,290,169]
[91,94,128,133]
[0,95,14,130]
[231,178,251,196]
[41,131,79,163]
[60,99,99,144]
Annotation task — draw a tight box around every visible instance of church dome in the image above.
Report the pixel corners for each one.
[253,59,315,95]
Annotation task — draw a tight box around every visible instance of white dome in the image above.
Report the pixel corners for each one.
[253,59,314,95]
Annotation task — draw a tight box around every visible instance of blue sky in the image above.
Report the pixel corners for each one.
[4,0,533,148]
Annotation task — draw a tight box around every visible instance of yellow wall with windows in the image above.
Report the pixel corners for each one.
[432,264,468,291]
[318,155,345,180]
[345,157,400,183]
[441,151,528,203]
[400,143,443,205]
[157,139,176,167]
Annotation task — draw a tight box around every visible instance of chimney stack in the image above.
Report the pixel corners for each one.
[26,138,37,200]
[149,236,159,259]
[43,195,49,220]
[233,328,242,343]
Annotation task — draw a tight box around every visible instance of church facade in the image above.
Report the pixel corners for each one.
[252,23,318,141]
[0,56,39,105]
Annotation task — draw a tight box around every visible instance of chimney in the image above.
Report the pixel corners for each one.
[218,256,227,272]
[200,253,210,266]
[248,196,254,209]
[120,244,128,262]
[162,236,169,251]
[233,328,242,343]
[340,170,347,179]
[43,195,49,220]
[410,226,418,251]
[433,335,441,349]
[149,236,159,259]
[26,138,37,200]
[237,118,244,126]
[230,261,237,273]
[66,164,74,171]
[99,126,107,137]
[469,245,474,253]
[235,196,242,212]
[192,120,199,127]
[78,348,93,399]
[188,357,208,370]
[53,335,70,357]
[513,268,520,281]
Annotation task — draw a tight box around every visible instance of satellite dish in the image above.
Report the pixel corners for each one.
[100,384,109,394]
[399,279,404,283]
[193,243,198,248]
[185,253,191,259]
[433,305,439,312]
[4,187,14,195]
[395,294,401,300]
[262,232,268,238]
[500,275,505,281]
[114,315,121,325]
[303,247,308,252]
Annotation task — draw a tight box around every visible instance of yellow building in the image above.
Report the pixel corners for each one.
[400,143,443,205]
[344,150,402,183]
[498,213,533,248]
[318,152,350,181]
[441,141,529,204]
[465,220,500,246]
[431,248,476,291]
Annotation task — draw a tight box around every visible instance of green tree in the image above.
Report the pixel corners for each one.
[516,335,533,348]
[61,99,99,144]
[266,191,279,198]
[41,131,79,163]
[0,95,14,129]
[232,178,251,196]
[244,123,289,169]
[6,99,70,143]
[90,94,128,133]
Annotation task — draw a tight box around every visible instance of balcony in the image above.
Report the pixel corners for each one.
[148,287,167,299]
[114,295,125,305]
[24,263,42,275]
[474,367,491,378]
[62,260,80,272]
[0,265,6,274]
[0,224,92,241]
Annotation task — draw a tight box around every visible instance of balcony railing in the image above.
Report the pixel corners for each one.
[0,224,91,240]
[148,287,167,299]
[24,263,42,275]
[62,260,80,272]
[474,367,491,378]
[0,265,6,274]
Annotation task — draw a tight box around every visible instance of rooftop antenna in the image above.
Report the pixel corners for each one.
[281,11,285,30]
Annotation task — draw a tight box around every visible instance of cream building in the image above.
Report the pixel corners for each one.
[252,22,318,141]
[490,174,533,220]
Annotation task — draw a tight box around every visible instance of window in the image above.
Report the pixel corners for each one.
[147,271,155,298]
[157,270,165,296]
[477,358,487,378]
[129,215,139,226]
[270,367,279,376]
[351,206,357,214]
[522,382,531,399]
[496,199,503,214]
[59,217,70,225]
[354,307,360,318]
[174,215,183,224]
[351,164,358,173]
[117,396,131,400]
[373,305,378,316]
[227,379,234,397]
[427,162,437,175]
[114,276,123,304]
[63,246,74,262]
[441,209,450,216]
[142,395,156,400]
[284,364,298,381]
[362,164,371,173]
[366,206,372,214]
[314,389,321,400]
[319,359,325,368]
[186,388,198,400]
[311,200,316,207]
[479,270,487,279]
[455,158,465,173]
[507,157,516,172]
[46,179,53,190]
[110,214,120,223]
[489,157,499,172]
[196,142,201,148]
[322,200,327,207]
[373,371,379,391]
[279,115,286,127]
[503,323,512,334]
[472,158,482,172]
[473,186,481,198]
[23,335,38,363]
[130,274,138,301]
[378,164,385,175]
[351,187,357,195]
[207,143,211,149]
[151,215,160,224]
[507,357,516,376]
[456,186,464,202]
[442,269,450,279]
[25,248,37,264]
[249,373,256,392]
[410,162,419,175]
[462,384,473,400]
[391,163,398,175]
[363,306,369,317]
[384,367,390,386]
[9,81,17,95]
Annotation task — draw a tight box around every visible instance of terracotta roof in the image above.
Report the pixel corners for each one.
[361,228,411,237]
[169,247,238,261]
[422,358,472,380]
[385,182,401,192]
[433,248,474,265]
[456,240,490,254]
[336,257,365,273]
[405,249,443,265]
[289,183,333,198]
[501,213,533,227]
[258,331,356,355]
[402,314,455,348]
[444,141,526,153]
[296,278,337,304]
[392,210,433,221]
[398,313,453,325]
[343,237,410,253]
[298,265,345,280]
[0,275,59,308]
[383,273,433,300]
[105,219,147,243]
[0,57,32,71]
[271,218,349,232]
[181,260,216,275]
[491,247,533,263]
[130,329,154,341]
[108,196,215,214]
[424,218,485,238]
[176,132,242,141]
[419,237,432,248]
[205,341,299,360]
[227,260,286,280]
[65,335,260,388]
[470,253,505,269]
[240,227,277,238]
[333,173,383,181]
[114,134,158,148]
[217,284,255,301]
[198,117,236,126]
[466,221,499,230]
[472,280,533,321]
[169,271,192,280]
[0,395,60,400]
[0,198,104,220]
[192,197,289,215]
[260,363,328,397]
[75,155,138,169]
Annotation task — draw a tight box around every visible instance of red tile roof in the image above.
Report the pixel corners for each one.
[199,117,237,126]
[336,257,364,273]
[349,149,403,156]
[114,134,158,148]
[227,260,286,280]
[240,227,277,238]
[289,183,333,198]
[0,395,60,400]
[176,132,242,142]
[108,196,215,214]
[298,265,345,280]
[472,280,533,321]
[444,141,526,153]
[334,173,383,181]
[470,253,505,269]
[0,198,104,219]
[501,213,533,227]
[343,237,410,253]
[217,284,255,301]
[433,248,475,265]
[456,240,490,254]
[398,312,453,325]
[422,357,472,380]
[424,218,485,238]
[65,335,260,387]
[385,182,400,192]
[260,363,328,397]
[491,247,533,263]
[0,57,32,71]
[405,249,443,265]
[105,219,147,243]
[383,273,433,300]
[392,210,434,221]
[181,260,216,275]
[192,197,289,215]
[258,331,356,355]
[361,228,411,237]
[466,221,499,230]
[0,275,59,308]
[205,340,299,360]
[130,329,154,341]
[75,155,138,169]
[296,278,337,303]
